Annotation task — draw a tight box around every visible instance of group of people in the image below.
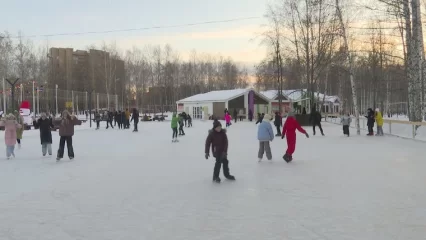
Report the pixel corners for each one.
[170,112,192,142]
[0,110,81,161]
[94,108,139,132]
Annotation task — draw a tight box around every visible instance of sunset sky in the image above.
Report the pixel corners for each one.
[4,0,269,69]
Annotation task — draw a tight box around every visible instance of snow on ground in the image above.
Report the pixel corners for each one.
[0,120,426,240]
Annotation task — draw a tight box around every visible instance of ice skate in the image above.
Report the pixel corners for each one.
[6,157,10,160]
[56,157,61,161]
[283,154,290,163]
[258,158,262,162]
[175,139,179,142]
[43,153,46,156]
[69,157,74,160]
[321,133,325,136]
[212,176,221,183]
[225,175,235,180]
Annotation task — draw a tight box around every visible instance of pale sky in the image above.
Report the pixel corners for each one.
[4,0,269,68]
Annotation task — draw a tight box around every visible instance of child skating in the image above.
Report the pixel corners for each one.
[340,112,352,137]
[375,108,384,136]
[257,114,274,162]
[205,121,235,183]
[171,113,179,142]
[281,112,309,162]
[33,113,54,156]
[225,112,231,128]
[178,114,185,136]
[0,114,22,159]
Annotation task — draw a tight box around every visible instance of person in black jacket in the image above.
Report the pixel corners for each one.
[365,108,375,136]
[95,111,101,130]
[274,112,282,136]
[255,113,265,124]
[33,113,54,156]
[130,108,139,132]
[310,107,324,136]
[233,109,238,123]
[106,111,114,129]
[116,110,123,129]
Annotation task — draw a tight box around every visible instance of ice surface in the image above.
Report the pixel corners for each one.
[0,120,425,240]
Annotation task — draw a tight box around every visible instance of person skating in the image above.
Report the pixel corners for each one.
[340,112,352,137]
[171,113,179,142]
[225,112,232,128]
[178,114,185,135]
[121,111,126,129]
[113,111,118,127]
[131,108,139,132]
[95,111,101,130]
[14,110,25,148]
[33,112,54,156]
[274,112,282,136]
[310,107,324,136]
[182,112,188,127]
[106,111,114,129]
[116,110,123,129]
[239,109,244,121]
[205,121,235,183]
[187,115,192,127]
[54,110,82,161]
[365,108,375,136]
[375,108,384,136]
[257,114,274,162]
[125,109,131,129]
[233,109,238,123]
[255,113,265,124]
[282,112,309,162]
[0,114,22,159]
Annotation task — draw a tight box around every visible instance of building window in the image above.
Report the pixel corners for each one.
[193,106,202,119]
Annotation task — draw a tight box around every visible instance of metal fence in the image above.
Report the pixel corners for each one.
[0,85,119,116]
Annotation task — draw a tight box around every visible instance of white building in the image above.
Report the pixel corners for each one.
[176,88,270,120]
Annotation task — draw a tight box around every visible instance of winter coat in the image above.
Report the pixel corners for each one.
[131,110,139,123]
[282,116,306,137]
[33,118,54,144]
[233,109,238,118]
[257,118,274,141]
[54,116,82,137]
[125,110,131,120]
[375,112,384,126]
[15,114,25,139]
[365,109,375,127]
[225,113,231,123]
[171,114,178,128]
[178,116,184,126]
[309,110,321,124]
[340,115,352,126]
[95,113,101,121]
[0,120,22,146]
[274,113,282,127]
[255,114,264,124]
[205,129,228,158]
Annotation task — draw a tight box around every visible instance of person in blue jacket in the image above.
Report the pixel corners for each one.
[257,114,274,162]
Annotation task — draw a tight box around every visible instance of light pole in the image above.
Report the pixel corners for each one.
[55,84,58,116]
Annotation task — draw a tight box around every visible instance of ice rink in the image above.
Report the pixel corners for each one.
[0,119,425,240]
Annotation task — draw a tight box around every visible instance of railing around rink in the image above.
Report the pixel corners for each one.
[323,113,426,141]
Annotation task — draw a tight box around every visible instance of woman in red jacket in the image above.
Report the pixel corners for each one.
[282,112,309,162]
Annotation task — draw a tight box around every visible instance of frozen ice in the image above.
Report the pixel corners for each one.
[0,120,425,240]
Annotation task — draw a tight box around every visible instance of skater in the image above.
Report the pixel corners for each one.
[239,109,244,121]
[225,112,232,128]
[14,110,24,148]
[257,114,274,162]
[114,111,118,127]
[125,109,131,129]
[178,114,185,135]
[375,108,384,136]
[205,121,235,183]
[233,109,238,123]
[274,112,282,136]
[187,115,193,127]
[365,108,375,136]
[33,112,54,156]
[131,108,139,132]
[171,113,179,142]
[54,110,82,161]
[106,111,114,129]
[310,107,324,136]
[0,114,22,159]
[121,111,126,129]
[182,112,188,127]
[340,112,352,136]
[255,113,264,124]
[95,111,101,130]
[281,112,309,162]
[117,110,123,129]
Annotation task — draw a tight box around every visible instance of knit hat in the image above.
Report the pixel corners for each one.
[213,120,222,129]
[263,114,272,121]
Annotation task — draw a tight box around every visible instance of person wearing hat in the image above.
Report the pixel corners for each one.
[365,108,375,136]
[14,110,25,148]
[257,113,274,161]
[282,112,309,162]
[375,108,384,136]
[205,121,235,183]
[54,110,82,161]
[171,113,179,142]
[33,112,54,156]
[309,107,324,136]
[0,113,22,159]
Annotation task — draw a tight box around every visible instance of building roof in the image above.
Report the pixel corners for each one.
[177,89,250,103]
[261,89,339,103]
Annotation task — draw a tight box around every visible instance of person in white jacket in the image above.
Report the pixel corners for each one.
[257,114,274,162]
[340,113,352,137]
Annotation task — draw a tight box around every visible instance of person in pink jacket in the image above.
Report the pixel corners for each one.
[225,112,232,128]
[0,114,22,159]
